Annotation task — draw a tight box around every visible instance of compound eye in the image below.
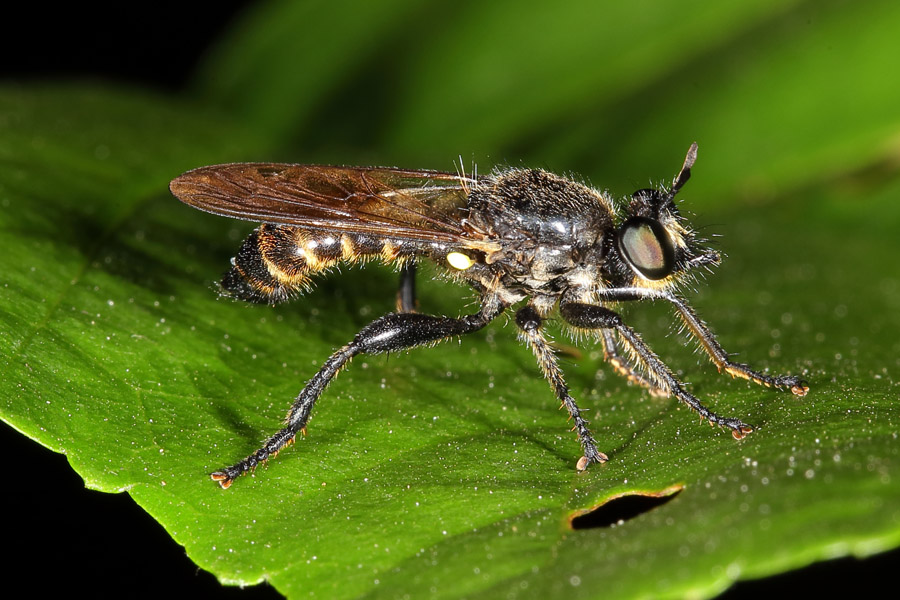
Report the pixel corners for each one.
[618,217,675,280]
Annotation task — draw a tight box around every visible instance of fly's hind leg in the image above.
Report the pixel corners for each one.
[212,298,506,488]
[515,305,608,471]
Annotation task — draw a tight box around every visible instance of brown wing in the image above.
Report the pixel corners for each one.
[170,163,477,245]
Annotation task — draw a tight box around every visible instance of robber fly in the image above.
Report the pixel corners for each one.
[170,143,809,489]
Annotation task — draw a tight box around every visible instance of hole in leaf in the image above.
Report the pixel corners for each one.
[569,484,683,529]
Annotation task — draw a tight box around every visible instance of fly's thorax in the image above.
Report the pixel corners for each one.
[529,244,577,280]
[467,168,614,244]
[463,168,614,289]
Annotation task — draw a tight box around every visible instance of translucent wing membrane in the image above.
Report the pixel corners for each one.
[169,164,474,244]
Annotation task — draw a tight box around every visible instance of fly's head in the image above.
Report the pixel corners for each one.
[606,143,721,291]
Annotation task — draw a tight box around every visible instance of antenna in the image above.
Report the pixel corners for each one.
[670,142,698,199]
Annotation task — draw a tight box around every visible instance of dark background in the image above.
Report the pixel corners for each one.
[2,4,893,598]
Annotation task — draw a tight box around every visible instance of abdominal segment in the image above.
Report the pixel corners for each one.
[221,224,412,304]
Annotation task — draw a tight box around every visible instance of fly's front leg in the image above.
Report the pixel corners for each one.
[597,288,809,397]
[515,305,608,471]
[598,328,668,397]
[668,296,809,396]
[212,299,505,488]
[560,301,754,440]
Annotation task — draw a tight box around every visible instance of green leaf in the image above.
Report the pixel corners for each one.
[3,0,900,597]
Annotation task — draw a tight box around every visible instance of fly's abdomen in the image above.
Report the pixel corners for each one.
[222,224,412,304]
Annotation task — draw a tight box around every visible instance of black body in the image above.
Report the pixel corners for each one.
[170,144,809,488]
